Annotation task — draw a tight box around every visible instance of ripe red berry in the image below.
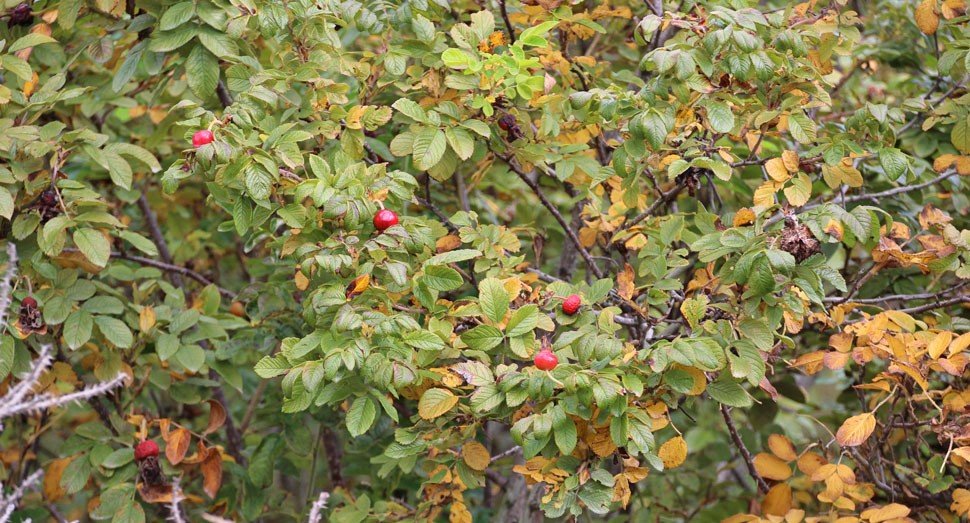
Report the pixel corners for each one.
[562,294,581,315]
[134,440,159,460]
[192,130,214,147]
[373,209,398,231]
[534,348,558,371]
[21,296,37,308]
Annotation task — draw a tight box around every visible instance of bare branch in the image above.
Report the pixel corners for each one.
[308,490,330,523]
[0,243,17,329]
[0,469,43,523]
[720,404,770,494]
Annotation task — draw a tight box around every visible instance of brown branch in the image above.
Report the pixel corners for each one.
[321,426,345,488]
[60,249,236,298]
[720,404,769,494]
[138,192,183,289]
[216,79,233,109]
[494,151,604,279]
[498,0,515,43]
[616,180,686,233]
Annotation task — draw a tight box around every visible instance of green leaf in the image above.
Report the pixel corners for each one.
[706,101,735,133]
[9,33,57,53]
[706,377,752,407]
[461,325,504,351]
[787,111,816,144]
[112,42,145,92]
[423,265,463,291]
[478,278,510,323]
[118,231,160,256]
[403,330,445,350]
[73,229,111,267]
[641,111,670,151]
[878,147,908,178]
[159,1,195,30]
[255,355,290,378]
[347,396,377,437]
[60,455,91,494]
[148,25,198,53]
[1,55,32,82]
[412,127,447,171]
[552,408,578,455]
[186,44,219,100]
[418,388,459,419]
[737,319,773,351]
[176,344,205,372]
[198,26,238,57]
[953,117,970,154]
[63,309,93,350]
[0,337,14,382]
[157,332,179,361]
[0,187,13,220]
[426,249,482,266]
[391,99,429,122]
[506,305,539,337]
[94,316,133,348]
[445,127,475,160]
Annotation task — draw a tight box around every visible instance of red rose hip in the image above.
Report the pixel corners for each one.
[192,130,214,147]
[534,348,558,371]
[562,294,581,315]
[21,297,37,308]
[134,440,159,460]
[373,209,398,231]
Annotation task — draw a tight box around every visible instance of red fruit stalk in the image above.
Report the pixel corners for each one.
[192,130,214,147]
[534,348,558,371]
[562,294,581,315]
[373,209,398,231]
[134,440,159,460]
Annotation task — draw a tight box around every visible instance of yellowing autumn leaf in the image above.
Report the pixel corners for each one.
[762,483,792,517]
[658,436,687,469]
[928,331,953,359]
[915,0,940,34]
[768,434,798,462]
[859,503,910,523]
[952,488,970,516]
[462,441,490,471]
[765,157,790,181]
[836,412,876,447]
[753,452,792,480]
[418,388,459,420]
[781,150,800,172]
[733,208,755,227]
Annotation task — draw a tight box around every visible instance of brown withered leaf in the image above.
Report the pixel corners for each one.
[435,234,462,253]
[203,399,227,435]
[165,428,191,465]
[201,448,223,498]
[138,482,173,503]
[345,274,370,300]
[617,263,636,300]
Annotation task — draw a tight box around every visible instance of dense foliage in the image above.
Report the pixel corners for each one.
[3,0,970,520]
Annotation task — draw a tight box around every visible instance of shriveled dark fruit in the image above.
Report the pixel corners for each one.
[138,455,163,486]
[779,216,820,263]
[9,3,33,26]
[562,294,581,315]
[134,440,159,460]
[497,114,516,131]
[40,189,58,206]
[534,348,558,371]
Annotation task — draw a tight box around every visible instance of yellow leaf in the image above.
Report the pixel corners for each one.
[733,208,755,227]
[765,157,791,181]
[139,306,156,332]
[934,153,959,172]
[797,451,827,476]
[449,501,473,523]
[768,434,798,462]
[928,331,953,359]
[951,446,970,462]
[165,428,191,465]
[952,488,970,516]
[462,441,490,471]
[916,0,940,34]
[836,412,876,447]
[753,180,784,208]
[612,474,631,508]
[418,388,459,420]
[859,503,910,523]
[782,150,800,172]
[295,270,309,292]
[617,263,636,300]
[948,332,970,356]
[43,457,72,502]
[588,427,617,457]
[762,483,792,517]
[753,452,792,480]
[658,436,687,469]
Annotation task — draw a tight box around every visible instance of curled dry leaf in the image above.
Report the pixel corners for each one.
[166,427,191,465]
[204,399,227,435]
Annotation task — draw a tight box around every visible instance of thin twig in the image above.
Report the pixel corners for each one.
[720,404,769,494]
[60,249,236,298]
[494,151,604,279]
[497,0,515,43]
